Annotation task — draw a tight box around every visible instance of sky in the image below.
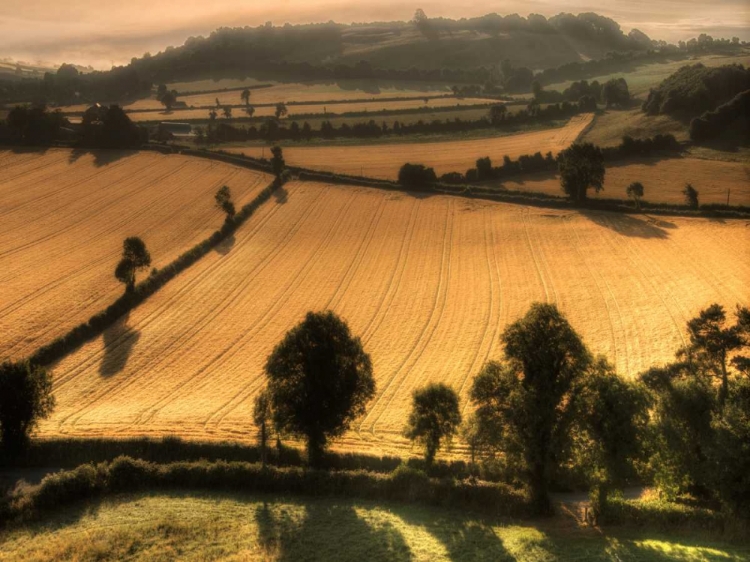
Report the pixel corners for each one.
[1,0,749,69]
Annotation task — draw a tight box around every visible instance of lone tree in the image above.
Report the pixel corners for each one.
[602,78,630,108]
[253,389,273,468]
[264,311,375,466]
[245,105,255,118]
[398,163,437,188]
[160,90,177,111]
[115,237,151,292]
[404,383,461,466]
[270,146,285,177]
[222,105,232,119]
[558,143,605,204]
[0,361,55,454]
[214,185,236,220]
[489,104,507,125]
[626,181,644,210]
[241,88,251,105]
[470,303,591,514]
[683,183,699,209]
[275,102,288,120]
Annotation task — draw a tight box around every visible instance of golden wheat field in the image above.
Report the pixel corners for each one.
[497,158,750,206]
[224,114,594,179]
[39,180,750,455]
[0,149,270,361]
[124,97,493,122]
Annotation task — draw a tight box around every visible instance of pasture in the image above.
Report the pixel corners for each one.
[494,157,750,206]
[40,180,749,455]
[223,114,593,179]
[0,149,270,361]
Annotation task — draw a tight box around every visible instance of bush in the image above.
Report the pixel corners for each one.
[398,163,437,187]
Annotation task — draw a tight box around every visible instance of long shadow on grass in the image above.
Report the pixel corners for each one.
[256,498,412,561]
[214,232,236,256]
[581,210,674,239]
[99,311,140,377]
[68,147,135,167]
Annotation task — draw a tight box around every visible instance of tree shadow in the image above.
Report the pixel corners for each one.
[99,311,140,377]
[255,498,412,561]
[581,210,673,239]
[67,147,134,167]
[214,232,236,256]
[274,184,289,204]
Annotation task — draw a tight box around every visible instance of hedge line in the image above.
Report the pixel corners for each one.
[28,176,283,367]
[2,457,530,524]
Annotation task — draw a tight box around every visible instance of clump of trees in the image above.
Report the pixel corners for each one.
[398,163,437,187]
[558,143,605,204]
[689,89,750,143]
[214,185,235,221]
[0,361,55,454]
[115,237,151,292]
[602,78,630,108]
[404,383,461,466]
[263,311,376,466]
[4,104,66,145]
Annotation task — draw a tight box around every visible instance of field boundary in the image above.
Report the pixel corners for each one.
[27,172,285,367]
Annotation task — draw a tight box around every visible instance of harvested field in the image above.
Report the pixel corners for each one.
[42,180,750,455]
[124,97,493,123]
[494,157,750,206]
[223,114,594,179]
[0,149,271,361]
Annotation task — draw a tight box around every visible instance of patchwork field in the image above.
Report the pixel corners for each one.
[124,97,493,123]
[495,157,750,206]
[41,180,749,455]
[2,493,747,562]
[223,114,594,179]
[0,149,270,361]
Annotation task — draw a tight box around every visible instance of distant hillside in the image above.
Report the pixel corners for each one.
[642,63,750,116]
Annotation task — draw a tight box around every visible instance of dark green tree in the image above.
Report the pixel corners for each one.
[222,105,232,119]
[264,311,375,466]
[0,361,55,454]
[683,183,699,209]
[253,389,273,468]
[270,146,285,177]
[626,181,644,210]
[602,78,630,108]
[489,104,507,125]
[404,383,461,465]
[241,88,251,105]
[275,102,288,119]
[214,185,236,220]
[115,237,151,292]
[160,90,177,111]
[558,143,605,204]
[470,303,591,514]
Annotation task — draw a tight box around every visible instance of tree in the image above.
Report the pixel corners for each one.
[602,78,630,108]
[209,108,218,123]
[253,389,272,468]
[215,97,220,108]
[626,181,644,210]
[489,104,507,125]
[264,311,376,466]
[0,361,55,454]
[222,106,232,119]
[245,105,255,118]
[241,88,251,105]
[115,237,151,292]
[398,163,437,187]
[404,383,461,465]
[683,183,699,209]
[157,84,167,99]
[558,143,605,204]
[270,146,285,177]
[470,303,591,514]
[476,157,493,180]
[573,359,648,517]
[214,185,236,220]
[275,103,288,119]
[160,90,177,111]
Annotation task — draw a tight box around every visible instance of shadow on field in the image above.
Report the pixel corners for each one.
[68,148,134,167]
[214,232,236,256]
[99,311,140,377]
[274,183,289,204]
[581,210,674,239]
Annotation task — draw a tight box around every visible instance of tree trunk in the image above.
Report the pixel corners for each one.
[719,353,729,407]
[259,421,267,468]
[307,432,326,468]
[529,462,552,516]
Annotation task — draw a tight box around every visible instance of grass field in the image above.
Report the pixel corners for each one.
[492,157,750,206]
[581,108,689,147]
[221,114,593,179]
[124,97,493,123]
[39,180,749,454]
[0,149,270,361]
[1,492,747,561]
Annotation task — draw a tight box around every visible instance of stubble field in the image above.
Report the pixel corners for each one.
[39,180,750,455]
[0,149,270,361]
[223,113,594,179]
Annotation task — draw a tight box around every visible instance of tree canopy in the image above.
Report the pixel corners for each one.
[404,383,461,465]
[0,361,55,454]
[558,143,605,204]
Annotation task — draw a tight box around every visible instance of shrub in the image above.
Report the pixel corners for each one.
[398,163,437,188]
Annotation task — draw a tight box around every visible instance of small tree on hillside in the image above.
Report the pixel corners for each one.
[404,383,461,466]
[558,143,605,204]
[0,361,55,454]
[253,389,273,468]
[489,104,507,125]
[270,146,285,177]
[214,185,236,220]
[602,78,630,108]
[275,103,288,120]
[245,105,255,118]
[160,90,177,111]
[115,237,151,292]
[264,311,376,466]
[222,106,232,119]
[626,181,644,210]
[683,183,699,209]
[241,88,251,105]
[470,303,591,514]
[215,97,221,108]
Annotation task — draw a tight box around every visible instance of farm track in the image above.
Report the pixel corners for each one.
[0,149,271,361]
[40,181,750,456]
